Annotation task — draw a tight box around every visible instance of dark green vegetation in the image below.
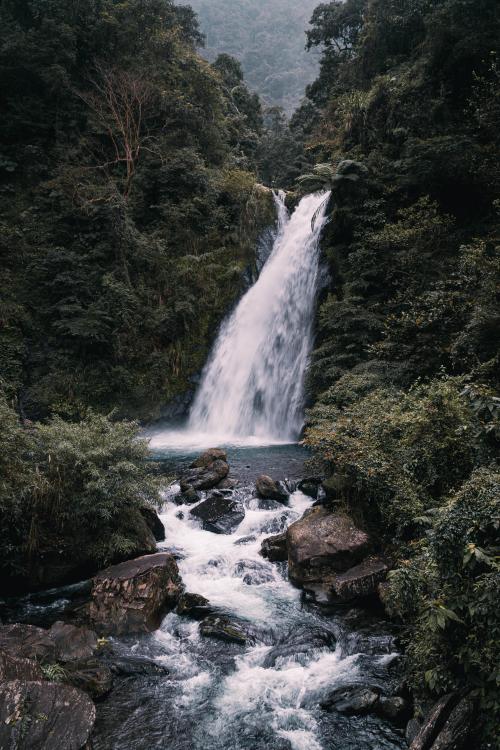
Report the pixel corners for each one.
[0,0,275,591]
[0,0,273,423]
[186,0,320,115]
[0,397,160,592]
[300,1,500,744]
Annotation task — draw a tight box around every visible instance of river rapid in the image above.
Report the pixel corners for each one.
[92,445,406,750]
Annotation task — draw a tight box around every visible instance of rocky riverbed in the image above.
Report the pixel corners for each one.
[0,446,474,750]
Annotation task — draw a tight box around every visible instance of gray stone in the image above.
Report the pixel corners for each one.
[89,552,182,635]
[199,616,247,644]
[255,475,289,504]
[190,493,245,534]
[0,680,95,750]
[286,508,370,586]
[260,531,288,562]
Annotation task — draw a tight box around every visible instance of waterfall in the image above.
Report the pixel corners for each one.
[187,191,330,443]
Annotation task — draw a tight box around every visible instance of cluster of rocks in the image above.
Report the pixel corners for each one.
[261,503,389,606]
[0,549,182,749]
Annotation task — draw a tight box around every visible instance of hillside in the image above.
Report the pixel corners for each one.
[185,0,320,114]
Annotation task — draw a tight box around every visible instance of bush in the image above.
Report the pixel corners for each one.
[305,376,491,536]
[0,397,161,590]
[387,468,500,745]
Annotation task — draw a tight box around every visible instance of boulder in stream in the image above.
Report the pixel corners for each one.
[0,622,98,664]
[190,492,245,534]
[297,477,322,499]
[89,552,182,635]
[176,592,214,620]
[180,448,230,492]
[286,507,370,586]
[199,615,247,644]
[140,506,165,541]
[260,531,288,562]
[0,680,96,750]
[329,556,390,603]
[255,474,289,504]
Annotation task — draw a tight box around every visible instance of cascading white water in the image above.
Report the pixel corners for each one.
[188,191,330,443]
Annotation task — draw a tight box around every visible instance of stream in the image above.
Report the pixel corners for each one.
[92,444,406,750]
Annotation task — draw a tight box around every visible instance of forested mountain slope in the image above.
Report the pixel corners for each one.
[0,0,273,421]
[296,1,500,744]
[186,0,320,114]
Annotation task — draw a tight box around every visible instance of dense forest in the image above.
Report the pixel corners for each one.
[187,0,320,114]
[0,1,499,748]
[298,0,500,744]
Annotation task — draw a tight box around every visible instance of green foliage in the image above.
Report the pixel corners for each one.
[0,0,273,419]
[387,469,500,742]
[0,393,161,587]
[306,376,490,535]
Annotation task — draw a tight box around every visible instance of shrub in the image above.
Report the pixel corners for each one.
[0,397,161,588]
[387,468,500,745]
[306,376,491,536]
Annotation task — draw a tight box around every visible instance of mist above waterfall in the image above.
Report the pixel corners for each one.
[151,191,330,450]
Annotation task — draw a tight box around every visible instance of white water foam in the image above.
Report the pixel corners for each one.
[148,190,330,451]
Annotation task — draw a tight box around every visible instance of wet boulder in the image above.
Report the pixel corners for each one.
[409,693,475,750]
[180,448,230,492]
[260,531,288,562]
[176,592,214,620]
[377,695,410,724]
[140,506,165,541]
[0,649,43,681]
[256,475,289,504]
[0,622,98,664]
[330,557,390,603]
[0,680,95,750]
[175,487,201,505]
[263,624,336,668]
[287,507,370,586]
[47,621,99,662]
[64,660,114,700]
[321,685,380,715]
[89,552,182,635]
[199,616,247,644]
[298,477,322,499]
[190,492,245,534]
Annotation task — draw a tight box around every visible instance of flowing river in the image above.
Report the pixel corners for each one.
[91,445,405,750]
[1,194,407,749]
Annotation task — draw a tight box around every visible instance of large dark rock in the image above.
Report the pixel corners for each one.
[199,616,247,644]
[321,685,380,715]
[47,621,99,662]
[298,477,322,499]
[64,660,114,700]
[0,622,98,664]
[176,592,214,620]
[260,531,288,562]
[255,475,289,504]
[263,625,336,668]
[180,448,230,492]
[190,493,245,534]
[0,680,95,750]
[0,649,43,681]
[330,557,390,602]
[286,507,370,586]
[89,552,182,635]
[140,506,165,541]
[409,694,475,750]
